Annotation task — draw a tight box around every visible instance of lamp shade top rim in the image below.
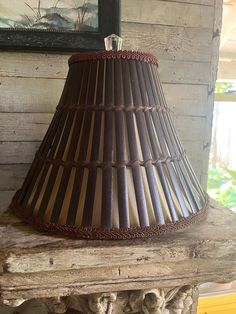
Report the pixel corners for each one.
[68,50,159,66]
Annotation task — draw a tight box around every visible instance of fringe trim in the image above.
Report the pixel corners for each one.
[9,190,208,240]
[69,50,159,66]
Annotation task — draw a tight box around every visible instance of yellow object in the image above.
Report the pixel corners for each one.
[198,293,236,314]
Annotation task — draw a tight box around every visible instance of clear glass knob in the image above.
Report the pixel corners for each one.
[104,34,123,51]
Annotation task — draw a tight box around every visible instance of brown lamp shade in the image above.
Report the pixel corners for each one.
[10,50,208,239]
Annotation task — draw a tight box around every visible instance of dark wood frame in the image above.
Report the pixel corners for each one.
[0,0,120,52]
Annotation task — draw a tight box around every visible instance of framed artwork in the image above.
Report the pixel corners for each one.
[0,0,120,51]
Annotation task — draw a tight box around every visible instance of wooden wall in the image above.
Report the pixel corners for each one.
[0,0,222,211]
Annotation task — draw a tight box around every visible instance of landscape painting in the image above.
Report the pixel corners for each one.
[0,0,119,51]
[0,0,98,32]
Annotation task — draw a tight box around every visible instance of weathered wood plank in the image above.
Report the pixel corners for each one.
[122,0,214,28]
[0,155,203,193]
[173,115,206,142]
[0,26,212,83]
[0,200,236,299]
[159,60,211,85]
[0,140,204,165]
[0,113,205,142]
[0,164,29,191]
[0,201,234,261]
[0,191,15,212]
[0,165,202,194]
[122,23,212,62]
[0,52,68,79]
[5,246,199,274]
[0,77,63,113]
[0,55,211,84]
[0,274,232,302]
[167,0,214,5]
[1,261,232,292]
[0,113,52,141]
[182,141,205,161]
[0,77,208,115]
[0,262,235,301]
[163,84,208,116]
[0,142,40,164]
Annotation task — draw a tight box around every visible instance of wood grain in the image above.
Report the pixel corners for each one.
[0,52,68,79]
[0,200,236,301]
[0,158,203,193]
[0,56,211,85]
[0,142,40,164]
[173,115,206,142]
[122,0,214,28]
[166,0,214,5]
[0,113,52,141]
[0,77,63,113]
[0,77,208,116]
[0,164,30,190]
[0,161,202,195]
[163,84,208,116]
[0,112,205,142]
[0,140,205,167]
[122,23,212,62]
[182,141,205,161]
[0,191,15,212]
[0,24,212,82]
[0,264,234,300]
[159,60,211,85]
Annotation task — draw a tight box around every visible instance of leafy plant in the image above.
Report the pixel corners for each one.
[215,82,234,94]
[208,167,236,209]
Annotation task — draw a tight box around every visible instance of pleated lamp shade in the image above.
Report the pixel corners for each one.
[10,50,208,239]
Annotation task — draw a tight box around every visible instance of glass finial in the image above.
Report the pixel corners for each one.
[104,34,123,51]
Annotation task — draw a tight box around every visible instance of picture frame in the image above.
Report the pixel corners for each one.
[0,0,120,52]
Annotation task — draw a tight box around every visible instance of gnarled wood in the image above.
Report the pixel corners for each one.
[0,199,236,306]
[1,286,197,314]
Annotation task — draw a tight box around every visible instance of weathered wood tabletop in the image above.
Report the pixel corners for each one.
[0,199,236,312]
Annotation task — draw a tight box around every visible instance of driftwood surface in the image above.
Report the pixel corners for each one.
[0,199,236,304]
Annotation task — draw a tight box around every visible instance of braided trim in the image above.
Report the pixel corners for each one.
[68,50,159,66]
[35,154,186,169]
[9,190,208,240]
[56,104,169,113]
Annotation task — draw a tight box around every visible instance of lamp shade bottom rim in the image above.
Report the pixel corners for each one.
[9,190,209,240]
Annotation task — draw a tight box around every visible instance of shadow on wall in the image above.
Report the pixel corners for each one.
[0,300,47,314]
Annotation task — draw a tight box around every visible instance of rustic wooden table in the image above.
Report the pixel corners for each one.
[0,199,236,314]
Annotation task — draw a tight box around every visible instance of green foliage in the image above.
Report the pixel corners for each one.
[208,167,236,209]
[215,82,234,94]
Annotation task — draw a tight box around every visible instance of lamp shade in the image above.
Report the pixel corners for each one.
[10,50,208,239]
